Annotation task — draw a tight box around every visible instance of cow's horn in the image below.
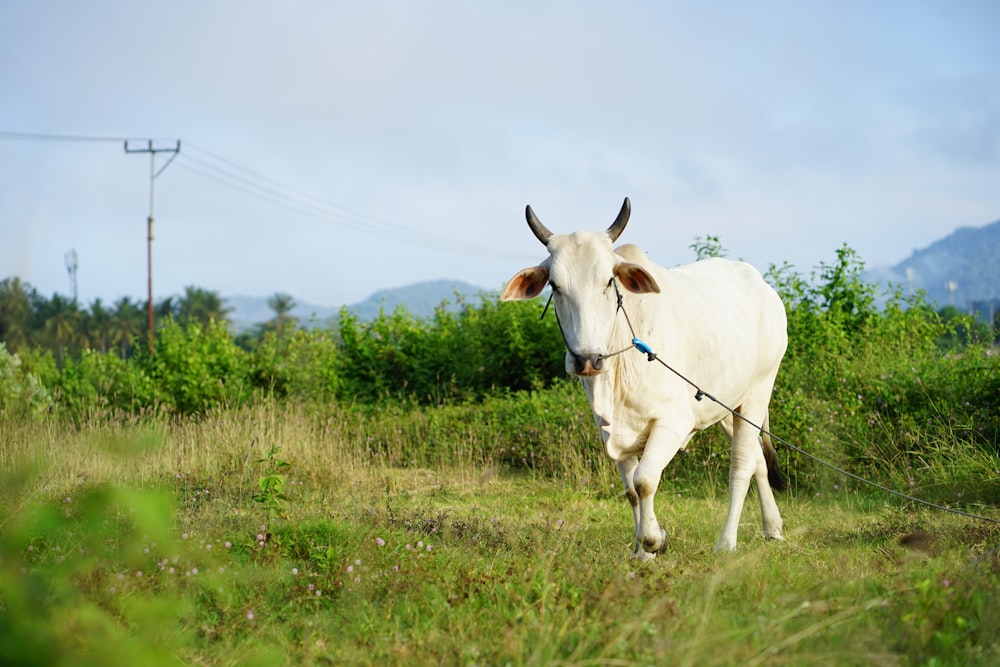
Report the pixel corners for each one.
[525,204,553,246]
[606,197,631,242]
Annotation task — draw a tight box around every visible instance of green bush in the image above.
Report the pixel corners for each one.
[138,318,251,414]
[335,307,424,402]
[334,296,563,404]
[54,349,159,417]
[0,342,51,417]
[250,329,341,401]
[763,247,999,500]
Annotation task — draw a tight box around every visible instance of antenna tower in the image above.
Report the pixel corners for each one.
[65,249,78,303]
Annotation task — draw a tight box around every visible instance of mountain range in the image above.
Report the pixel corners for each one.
[863,218,1000,310]
[226,279,488,332]
[227,218,1000,331]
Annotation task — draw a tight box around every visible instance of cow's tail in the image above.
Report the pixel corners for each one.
[761,411,788,492]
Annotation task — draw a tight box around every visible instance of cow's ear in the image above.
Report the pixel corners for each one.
[501,266,549,301]
[615,262,660,294]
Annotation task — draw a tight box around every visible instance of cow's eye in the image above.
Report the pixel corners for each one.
[606,278,615,288]
[549,282,561,294]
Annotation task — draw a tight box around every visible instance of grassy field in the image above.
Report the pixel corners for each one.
[2,399,999,666]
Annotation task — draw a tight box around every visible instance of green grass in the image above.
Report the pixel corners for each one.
[2,400,999,666]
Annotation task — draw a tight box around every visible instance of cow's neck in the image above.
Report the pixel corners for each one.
[590,314,638,395]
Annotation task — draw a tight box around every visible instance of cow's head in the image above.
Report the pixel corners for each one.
[501,197,660,376]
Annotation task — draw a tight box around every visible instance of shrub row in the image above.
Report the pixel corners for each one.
[9,296,564,417]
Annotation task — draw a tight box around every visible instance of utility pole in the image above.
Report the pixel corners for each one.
[125,139,180,351]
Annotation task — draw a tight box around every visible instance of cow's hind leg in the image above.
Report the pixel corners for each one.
[633,425,684,556]
[755,412,785,541]
[716,404,783,551]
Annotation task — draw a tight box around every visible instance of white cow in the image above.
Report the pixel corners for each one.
[501,198,788,559]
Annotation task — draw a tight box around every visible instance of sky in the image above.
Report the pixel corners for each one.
[2,0,999,309]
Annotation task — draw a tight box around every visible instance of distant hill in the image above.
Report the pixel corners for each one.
[864,218,1000,310]
[226,295,340,334]
[348,279,487,321]
[226,279,487,332]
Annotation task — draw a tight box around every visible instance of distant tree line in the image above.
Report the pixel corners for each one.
[1,242,997,417]
[0,277,302,363]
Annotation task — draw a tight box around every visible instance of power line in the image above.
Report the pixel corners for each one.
[184,143,426,234]
[175,151,455,247]
[0,130,125,142]
[186,142,449,240]
[1,128,538,262]
[0,129,152,143]
[178,143,535,261]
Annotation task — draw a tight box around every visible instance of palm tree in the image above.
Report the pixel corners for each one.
[155,296,179,321]
[42,294,80,365]
[266,293,298,338]
[178,286,232,328]
[110,297,143,359]
[0,277,34,353]
[84,298,113,354]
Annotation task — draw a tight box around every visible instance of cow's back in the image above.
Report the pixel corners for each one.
[615,254,787,427]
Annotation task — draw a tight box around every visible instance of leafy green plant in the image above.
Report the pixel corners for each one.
[252,446,292,515]
[689,234,728,260]
[0,482,186,666]
[0,341,51,417]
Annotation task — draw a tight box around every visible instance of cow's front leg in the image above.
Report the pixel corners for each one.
[616,456,652,560]
[634,425,684,555]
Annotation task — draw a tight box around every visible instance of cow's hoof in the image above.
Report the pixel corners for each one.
[632,549,657,562]
[641,527,668,555]
[714,539,737,553]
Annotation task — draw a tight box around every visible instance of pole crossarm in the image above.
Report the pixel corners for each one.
[124,139,181,155]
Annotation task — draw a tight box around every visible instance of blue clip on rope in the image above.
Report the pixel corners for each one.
[632,338,657,361]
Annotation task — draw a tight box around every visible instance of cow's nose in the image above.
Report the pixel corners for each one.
[573,353,604,375]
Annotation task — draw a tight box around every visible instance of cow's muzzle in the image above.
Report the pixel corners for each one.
[568,352,605,376]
